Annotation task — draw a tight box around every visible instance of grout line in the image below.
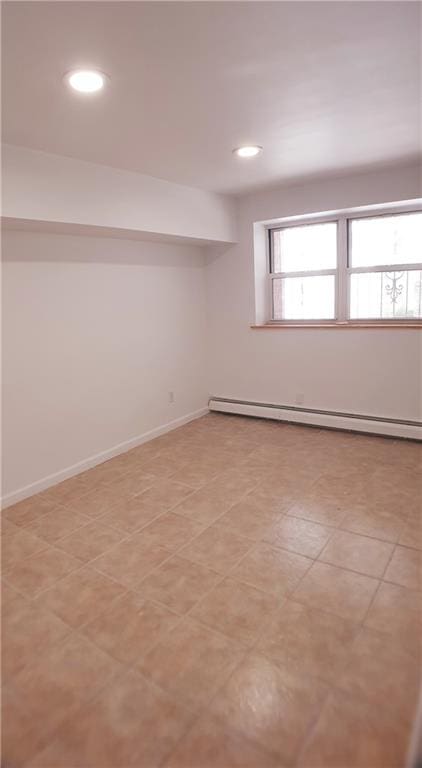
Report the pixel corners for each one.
[294,569,422,765]
[379,539,399,581]
[5,459,264,605]
[5,417,421,768]
[356,541,399,632]
[8,632,129,764]
[65,487,263,642]
[4,505,417,606]
[293,686,333,767]
[292,557,406,765]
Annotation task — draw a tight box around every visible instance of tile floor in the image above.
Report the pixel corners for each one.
[2,413,422,768]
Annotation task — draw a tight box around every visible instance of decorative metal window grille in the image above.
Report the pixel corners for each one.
[268,208,422,323]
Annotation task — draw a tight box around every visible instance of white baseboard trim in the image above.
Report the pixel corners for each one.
[209,398,422,441]
[1,407,209,509]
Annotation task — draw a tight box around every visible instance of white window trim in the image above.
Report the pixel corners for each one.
[266,202,422,326]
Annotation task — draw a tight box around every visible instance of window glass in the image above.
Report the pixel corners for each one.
[350,212,422,268]
[350,270,422,319]
[272,222,337,273]
[272,275,336,320]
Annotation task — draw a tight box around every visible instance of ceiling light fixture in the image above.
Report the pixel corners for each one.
[233,145,263,158]
[65,69,107,93]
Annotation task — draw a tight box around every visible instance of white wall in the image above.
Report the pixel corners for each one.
[3,161,421,503]
[206,163,422,421]
[2,230,208,501]
[2,144,237,245]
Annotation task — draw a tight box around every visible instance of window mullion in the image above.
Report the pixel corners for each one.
[349,263,422,274]
[337,218,348,321]
[270,269,336,278]
[266,205,422,324]
[268,274,275,321]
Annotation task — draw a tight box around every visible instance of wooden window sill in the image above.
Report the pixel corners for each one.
[250,322,422,329]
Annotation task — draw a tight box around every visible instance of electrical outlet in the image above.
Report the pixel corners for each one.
[295,392,305,406]
[168,391,175,403]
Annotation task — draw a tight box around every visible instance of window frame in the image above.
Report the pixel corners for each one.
[267,203,422,326]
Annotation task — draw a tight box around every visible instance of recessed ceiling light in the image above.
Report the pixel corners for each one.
[65,69,107,93]
[233,145,263,158]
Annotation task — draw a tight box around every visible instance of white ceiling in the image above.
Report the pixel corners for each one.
[2,1,420,195]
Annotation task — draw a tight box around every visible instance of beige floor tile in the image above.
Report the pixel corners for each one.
[288,495,348,527]
[136,512,205,551]
[340,506,405,543]
[210,653,328,764]
[212,470,260,494]
[26,507,89,543]
[54,519,126,561]
[39,475,94,506]
[1,528,48,568]
[4,546,82,598]
[79,458,133,485]
[246,485,297,515]
[263,515,333,558]
[364,581,422,648]
[191,578,278,646]
[2,598,70,679]
[171,461,221,488]
[92,534,169,587]
[2,686,52,768]
[319,530,394,577]
[81,591,178,662]
[216,498,284,540]
[173,487,234,525]
[368,442,422,471]
[138,478,195,511]
[4,416,420,768]
[3,495,56,526]
[34,565,126,628]
[164,715,281,768]
[399,516,422,549]
[256,468,316,498]
[293,561,379,622]
[115,440,161,466]
[1,518,21,536]
[136,453,187,479]
[407,507,422,524]
[103,469,157,497]
[297,688,411,768]
[179,524,253,574]
[336,627,421,722]
[257,599,358,684]
[1,580,29,619]
[362,470,420,517]
[99,495,165,533]
[28,669,193,768]
[137,555,221,614]
[139,617,245,708]
[383,545,422,589]
[12,634,120,744]
[241,446,293,472]
[67,484,131,518]
[311,473,367,499]
[207,468,259,499]
[230,543,311,598]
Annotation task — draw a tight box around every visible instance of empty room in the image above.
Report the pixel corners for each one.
[1,1,421,766]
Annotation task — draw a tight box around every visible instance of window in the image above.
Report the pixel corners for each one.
[270,222,337,320]
[349,213,422,320]
[268,207,422,324]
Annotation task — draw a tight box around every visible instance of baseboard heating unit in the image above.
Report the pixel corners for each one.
[208,397,422,441]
